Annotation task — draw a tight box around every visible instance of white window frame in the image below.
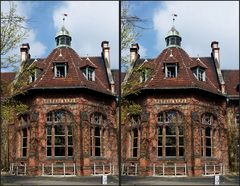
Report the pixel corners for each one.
[82,67,95,81]
[54,63,67,78]
[193,67,206,81]
[29,70,37,83]
[140,69,149,83]
[165,64,178,78]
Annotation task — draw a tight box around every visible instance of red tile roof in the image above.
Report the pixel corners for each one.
[126,47,224,95]
[222,70,239,97]
[23,47,114,96]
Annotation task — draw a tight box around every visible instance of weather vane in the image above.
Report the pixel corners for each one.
[62,13,68,25]
[172,14,178,25]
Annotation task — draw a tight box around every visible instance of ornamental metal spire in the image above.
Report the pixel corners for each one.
[62,13,68,26]
[172,13,177,26]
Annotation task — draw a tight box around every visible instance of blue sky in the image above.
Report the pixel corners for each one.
[128,1,239,70]
[2,1,239,72]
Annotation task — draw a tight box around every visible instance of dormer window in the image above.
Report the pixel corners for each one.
[54,63,67,78]
[165,63,178,78]
[29,70,37,83]
[193,67,206,81]
[82,66,95,81]
[140,69,149,83]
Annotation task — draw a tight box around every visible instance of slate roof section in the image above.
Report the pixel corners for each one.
[26,47,114,95]
[222,70,239,97]
[127,47,224,95]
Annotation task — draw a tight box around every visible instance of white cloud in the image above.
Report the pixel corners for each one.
[153,1,239,69]
[53,1,119,69]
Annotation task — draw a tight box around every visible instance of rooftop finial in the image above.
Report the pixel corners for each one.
[62,13,68,26]
[172,14,177,26]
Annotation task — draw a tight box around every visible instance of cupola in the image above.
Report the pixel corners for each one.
[165,26,182,48]
[55,26,72,48]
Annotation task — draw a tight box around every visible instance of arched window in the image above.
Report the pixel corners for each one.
[201,113,215,158]
[129,115,141,158]
[46,110,73,158]
[90,112,106,157]
[157,110,184,158]
[19,115,30,158]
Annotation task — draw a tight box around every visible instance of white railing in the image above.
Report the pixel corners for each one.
[152,163,187,177]
[202,163,225,176]
[9,163,27,176]
[121,163,138,176]
[41,163,76,176]
[92,163,117,175]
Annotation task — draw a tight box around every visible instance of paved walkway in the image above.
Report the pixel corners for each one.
[1,175,239,185]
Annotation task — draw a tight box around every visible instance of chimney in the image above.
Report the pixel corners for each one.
[211,41,220,64]
[20,43,30,63]
[101,41,110,64]
[101,41,115,94]
[130,43,139,63]
[211,41,225,94]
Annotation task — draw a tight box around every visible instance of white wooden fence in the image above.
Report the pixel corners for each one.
[92,163,117,175]
[41,163,76,176]
[9,163,27,175]
[152,163,187,177]
[202,163,225,176]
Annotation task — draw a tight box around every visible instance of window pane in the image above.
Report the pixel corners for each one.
[206,147,211,157]
[179,137,184,146]
[47,136,51,145]
[158,127,162,135]
[179,126,184,135]
[22,148,27,157]
[158,113,164,123]
[206,138,211,146]
[68,126,72,135]
[95,147,101,156]
[55,125,65,135]
[133,129,138,137]
[133,138,138,147]
[166,147,176,156]
[166,137,176,146]
[179,147,184,156]
[68,147,73,156]
[166,126,176,135]
[158,137,162,146]
[95,127,100,136]
[133,148,138,157]
[22,128,27,137]
[47,147,52,156]
[206,128,211,136]
[55,147,65,156]
[55,136,65,145]
[95,137,100,146]
[68,136,73,145]
[47,127,51,135]
[158,147,162,157]
[23,138,27,147]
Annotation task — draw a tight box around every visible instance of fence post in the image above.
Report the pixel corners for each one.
[94,163,96,175]
[174,163,176,176]
[153,164,155,176]
[204,163,207,176]
[110,163,112,174]
[73,163,76,175]
[162,163,165,176]
[223,164,225,175]
[63,163,65,176]
[24,163,26,175]
[42,164,44,175]
[51,163,53,175]
[135,164,138,176]
[103,164,105,175]
[220,163,222,175]
[122,163,124,175]
[113,165,115,175]
[16,166,18,176]
[213,164,216,175]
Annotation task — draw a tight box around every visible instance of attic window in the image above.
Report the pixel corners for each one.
[165,63,178,78]
[29,70,37,83]
[193,67,206,81]
[82,66,95,81]
[55,63,67,78]
[140,69,149,83]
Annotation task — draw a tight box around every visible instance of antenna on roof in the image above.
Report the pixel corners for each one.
[62,13,68,25]
[172,14,177,26]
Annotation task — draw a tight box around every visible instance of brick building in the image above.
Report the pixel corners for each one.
[2,26,118,176]
[122,26,239,176]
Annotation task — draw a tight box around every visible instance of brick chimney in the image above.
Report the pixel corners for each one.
[20,43,30,63]
[101,41,110,64]
[211,41,225,94]
[130,43,139,63]
[211,41,220,64]
[101,41,115,93]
